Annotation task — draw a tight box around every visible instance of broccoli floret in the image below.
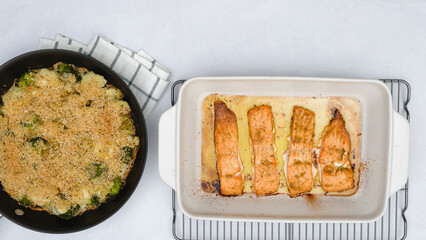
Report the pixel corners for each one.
[17,72,35,89]
[56,63,82,82]
[94,163,104,178]
[33,115,42,125]
[120,117,134,131]
[85,100,93,107]
[108,178,122,197]
[60,204,80,219]
[29,137,48,149]
[18,197,32,207]
[57,192,67,200]
[88,163,107,179]
[121,146,133,164]
[20,115,42,129]
[20,122,32,128]
[29,137,50,157]
[90,195,100,206]
[120,118,133,131]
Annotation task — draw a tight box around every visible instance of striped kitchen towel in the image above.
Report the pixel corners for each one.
[38,34,170,116]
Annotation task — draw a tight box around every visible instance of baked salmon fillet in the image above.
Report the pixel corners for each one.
[247,105,279,195]
[287,106,315,196]
[214,101,243,196]
[319,110,354,192]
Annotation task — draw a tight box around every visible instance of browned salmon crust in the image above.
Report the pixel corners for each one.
[287,106,315,196]
[214,101,243,196]
[247,105,279,195]
[319,110,354,192]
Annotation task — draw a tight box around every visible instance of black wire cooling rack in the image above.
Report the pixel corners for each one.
[169,79,410,240]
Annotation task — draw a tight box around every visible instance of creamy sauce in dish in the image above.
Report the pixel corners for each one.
[0,63,139,218]
[201,94,362,196]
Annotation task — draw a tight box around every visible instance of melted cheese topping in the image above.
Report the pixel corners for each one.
[0,63,139,217]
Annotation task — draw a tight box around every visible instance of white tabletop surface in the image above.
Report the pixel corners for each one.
[0,0,425,239]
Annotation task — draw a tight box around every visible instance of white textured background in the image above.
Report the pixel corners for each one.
[0,0,425,239]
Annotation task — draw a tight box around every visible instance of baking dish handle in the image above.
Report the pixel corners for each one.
[158,106,177,190]
[389,111,410,195]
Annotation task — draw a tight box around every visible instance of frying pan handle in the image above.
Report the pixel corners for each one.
[389,111,410,195]
[158,106,177,190]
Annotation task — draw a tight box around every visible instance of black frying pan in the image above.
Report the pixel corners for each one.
[0,50,148,233]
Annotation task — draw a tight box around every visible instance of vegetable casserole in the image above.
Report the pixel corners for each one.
[0,63,139,218]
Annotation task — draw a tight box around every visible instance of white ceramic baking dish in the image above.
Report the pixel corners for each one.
[158,77,409,222]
